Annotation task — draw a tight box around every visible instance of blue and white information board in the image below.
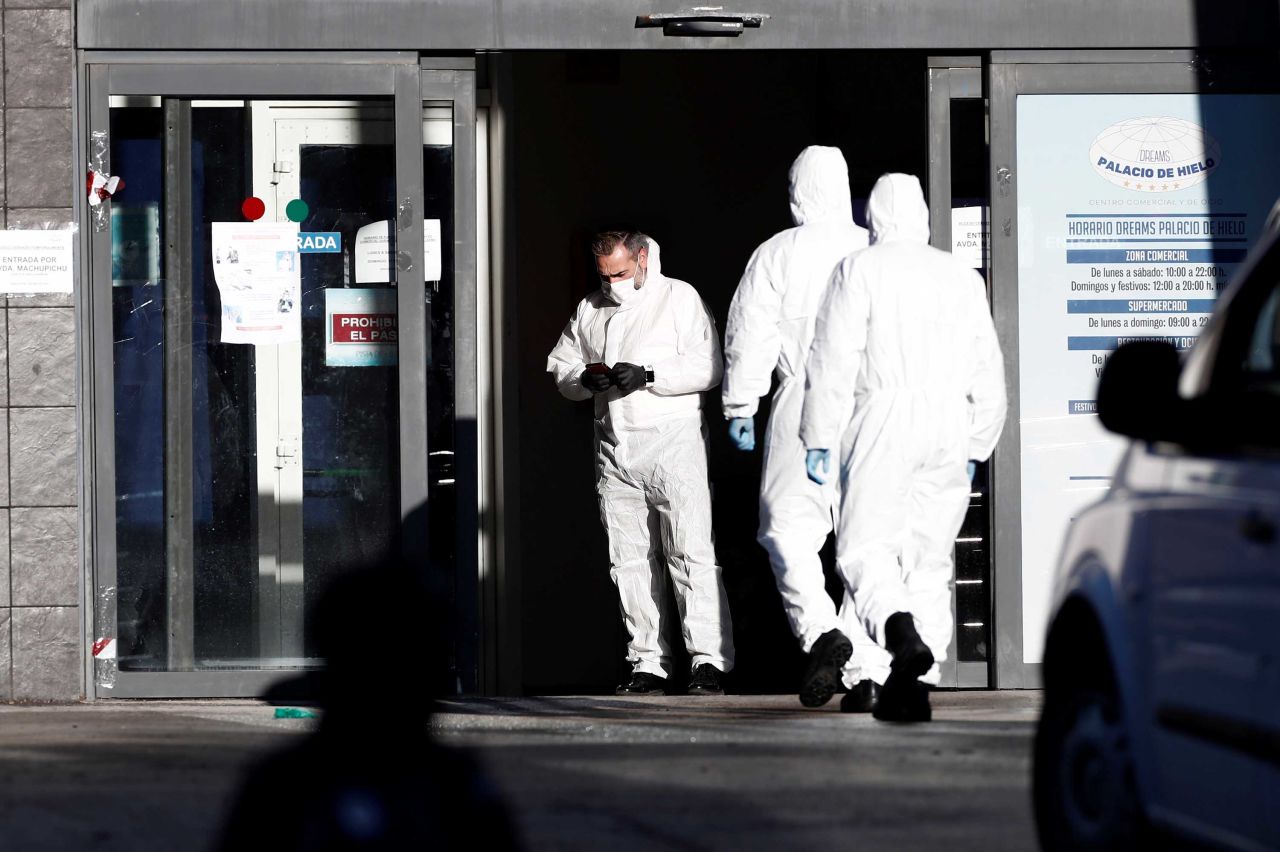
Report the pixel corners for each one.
[1016,94,1280,662]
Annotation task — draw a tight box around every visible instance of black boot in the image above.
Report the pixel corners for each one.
[799,629,853,708]
[839,679,880,713]
[884,612,934,678]
[615,671,667,696]
[687,663,725,696]
[873,674,931,722]
[875,612,934,722]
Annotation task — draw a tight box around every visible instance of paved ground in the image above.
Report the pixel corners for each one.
[0,691,1041,851]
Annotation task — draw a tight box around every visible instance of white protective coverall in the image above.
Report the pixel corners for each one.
[547,240,735,678]
[800,173,1006,684]
[721,146,891,686]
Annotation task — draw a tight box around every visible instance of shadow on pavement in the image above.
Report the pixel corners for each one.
[217,561,522,851]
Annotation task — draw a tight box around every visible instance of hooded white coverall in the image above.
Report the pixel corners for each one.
[800,174,1006,684]
[722,146,890,686]
[547,241,735,678]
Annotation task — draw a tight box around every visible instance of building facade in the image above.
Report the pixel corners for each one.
[3,1,1278,700]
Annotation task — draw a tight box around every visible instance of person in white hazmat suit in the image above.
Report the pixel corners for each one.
[547,231,735,697]
[721,146,892,712]
[801,173,1007,722]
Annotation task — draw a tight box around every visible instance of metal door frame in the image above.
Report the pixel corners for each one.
[420,61,483,694]
[927,55,990,689]
[78,51,437,698]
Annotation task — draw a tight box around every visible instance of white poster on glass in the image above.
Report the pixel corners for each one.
[1015,95,1280,662]
[353,219,443,284]
[211,221,301,345]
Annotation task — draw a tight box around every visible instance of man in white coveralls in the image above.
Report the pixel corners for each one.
[547,231,735,697]
[801,173,1007,722]
[721,146,891,711]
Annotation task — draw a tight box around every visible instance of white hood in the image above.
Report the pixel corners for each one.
[866,173,931,245]
[789,146,853,226]
[646,237,662,278]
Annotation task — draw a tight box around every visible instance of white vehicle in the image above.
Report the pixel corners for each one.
[1033,227,1280,852]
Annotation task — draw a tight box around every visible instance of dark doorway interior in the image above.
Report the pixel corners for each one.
[511,51,930,694]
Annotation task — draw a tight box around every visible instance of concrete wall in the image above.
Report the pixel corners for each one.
[0,0,80,702]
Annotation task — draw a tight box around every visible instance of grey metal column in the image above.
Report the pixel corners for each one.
[86,63,119,696]
[162,98,196,670]
[486,52,522,696]
[395,66,428,561]
[926,63,958,689]
[925,62,958,690]
[421,63,480,693]
[927,64,953,254]
[987,59,1025,689]
[450,67,480,694]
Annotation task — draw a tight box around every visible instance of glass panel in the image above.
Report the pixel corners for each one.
[296,137,400,654]
[110,102,168,668]
[423,109,457,613]
[192,105,258,664]
[949,97,992,665]
[109,98,399,672]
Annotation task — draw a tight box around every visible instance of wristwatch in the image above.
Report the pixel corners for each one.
[644,365,655,384]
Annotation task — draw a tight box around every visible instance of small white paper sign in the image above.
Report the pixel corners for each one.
[354,220,392,284]
[951,206,990,269]
[354,219,443,284]
[424,219,442,282]
[0,230,74,294]
[211,222,301,345]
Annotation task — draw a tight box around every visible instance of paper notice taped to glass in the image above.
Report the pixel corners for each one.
[353,219,442,284]
[211,221,301,345]
[951,206,989,269]
[0,230,74,294]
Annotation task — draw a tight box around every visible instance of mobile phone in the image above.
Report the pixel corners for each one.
[585,362,610,375]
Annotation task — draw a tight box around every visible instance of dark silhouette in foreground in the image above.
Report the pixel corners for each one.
[218,561,521,851]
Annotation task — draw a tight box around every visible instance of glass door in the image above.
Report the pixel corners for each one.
[251,103,400,664]
[82,55,473,697]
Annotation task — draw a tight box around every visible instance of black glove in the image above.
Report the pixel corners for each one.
[610,362,648,394]
[580,367,613,394]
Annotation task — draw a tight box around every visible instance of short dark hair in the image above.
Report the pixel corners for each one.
[591,230,649,259]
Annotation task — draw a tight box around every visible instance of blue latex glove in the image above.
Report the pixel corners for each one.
[728,417,755,451]
[806,449,831,485]
[967,460,977,483]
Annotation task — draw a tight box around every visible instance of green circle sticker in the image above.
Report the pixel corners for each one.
[285,198,310,223]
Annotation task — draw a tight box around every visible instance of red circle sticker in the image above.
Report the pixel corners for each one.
[241,197,266,221]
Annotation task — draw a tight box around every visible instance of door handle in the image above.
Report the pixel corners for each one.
[1240,511,1276,544]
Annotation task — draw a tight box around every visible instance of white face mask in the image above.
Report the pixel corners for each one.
[607,277,637,303]
[605,263,646,305]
